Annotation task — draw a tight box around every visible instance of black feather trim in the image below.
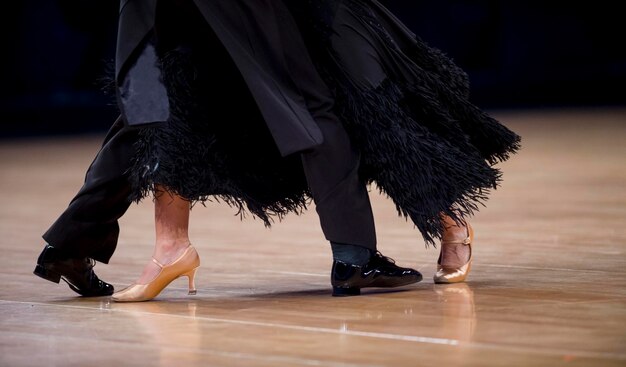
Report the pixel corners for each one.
[128,46,310,226]
[290,0,521,244]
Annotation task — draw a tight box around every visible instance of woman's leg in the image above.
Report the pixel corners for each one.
[439,215,471,267]
[435,214,473,283]
[112,186,199,302]
[134,186,192,285]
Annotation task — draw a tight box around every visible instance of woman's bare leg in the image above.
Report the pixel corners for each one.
[135,186,192,284]
[439,215,471,268]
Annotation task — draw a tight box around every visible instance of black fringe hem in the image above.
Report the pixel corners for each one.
[293,0,521,244]
[128,45,310,226]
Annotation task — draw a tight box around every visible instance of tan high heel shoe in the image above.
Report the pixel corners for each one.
[112,245,200,302]
[434,223,473,284]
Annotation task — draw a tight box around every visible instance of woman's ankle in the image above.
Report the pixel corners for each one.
[155,238,190,249]
[153,239,191,261]
[442,224,468,243]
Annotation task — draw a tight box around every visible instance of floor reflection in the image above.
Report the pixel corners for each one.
[106,283,476,363]
[114,301,203,366]
[434,283,476,342]
[330,284,476,346]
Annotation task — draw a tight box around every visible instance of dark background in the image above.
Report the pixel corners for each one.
[2,0,624,138]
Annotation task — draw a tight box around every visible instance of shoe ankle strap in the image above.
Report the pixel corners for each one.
[441,235,471,246]
[152,258,165,268]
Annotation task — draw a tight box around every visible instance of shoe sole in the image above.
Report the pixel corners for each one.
[332,273,423,297]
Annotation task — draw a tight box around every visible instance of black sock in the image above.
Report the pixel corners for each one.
[330,242,372,266]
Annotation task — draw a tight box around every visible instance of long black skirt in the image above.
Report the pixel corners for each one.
[129,2,310,225]
[130,0,521,244]
[287,0,521,244]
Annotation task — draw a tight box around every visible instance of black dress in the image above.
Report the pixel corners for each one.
[125,0,325,225]
[285,0,521,244]
[130,0,521,245]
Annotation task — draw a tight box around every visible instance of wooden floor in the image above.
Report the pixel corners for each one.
[1,108,625,366]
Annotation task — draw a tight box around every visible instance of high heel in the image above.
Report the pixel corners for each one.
[434,224,473,284]
[112,246,200,302]
[185,268,198,295]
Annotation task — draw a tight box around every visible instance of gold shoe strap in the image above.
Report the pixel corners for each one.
[152,258,165,268]
[441,236,471,246]
[441,226,472,246]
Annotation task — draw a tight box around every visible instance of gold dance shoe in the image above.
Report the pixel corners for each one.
[434,224,474,284]
[112,246,200,302]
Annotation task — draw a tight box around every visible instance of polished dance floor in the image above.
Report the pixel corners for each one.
[1,108,625,366]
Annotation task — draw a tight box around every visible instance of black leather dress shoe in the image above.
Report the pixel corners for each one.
[331,252,422,296]
[33,245,114,297]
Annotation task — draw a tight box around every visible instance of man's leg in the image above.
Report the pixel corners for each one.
[301,114,422,296]
[272,0,422,295]
[300,118,376,249]
[35,117,139,296]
